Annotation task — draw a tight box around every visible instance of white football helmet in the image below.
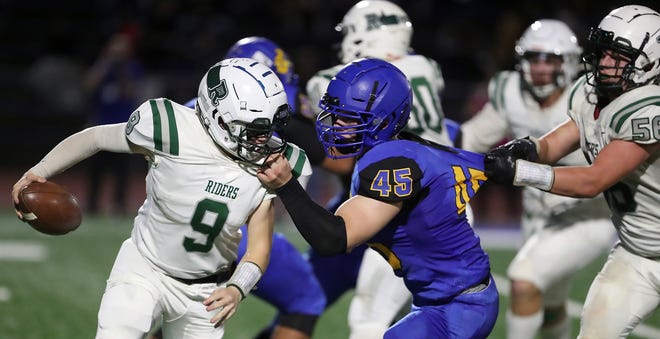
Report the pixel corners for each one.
[336,0,413,64]
[196,58,290,166]
[515,19,583,99]
[584,5,660,97]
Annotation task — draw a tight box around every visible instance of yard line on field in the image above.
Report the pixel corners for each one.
[0,286,11,302]
[492,274,660,338]
[0,240,47,261]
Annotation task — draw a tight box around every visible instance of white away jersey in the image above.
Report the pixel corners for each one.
[125,98,311,278]
[568,77,660,258]
[306,54,452,146]
[462,71,609,220]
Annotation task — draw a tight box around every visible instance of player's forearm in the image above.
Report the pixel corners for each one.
[549,140,656,197]
[30,123,131,178]
[240,241,270,279]
[537,119,580,164]
[243,202,274,271]
[275,178,348,256]
[514,162,605,198]
[550,166,607,198]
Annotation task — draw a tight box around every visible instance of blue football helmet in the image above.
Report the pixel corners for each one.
[316,58,412,159]
[225,36,300,111]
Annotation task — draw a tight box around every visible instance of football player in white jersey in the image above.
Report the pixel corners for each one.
[484,5,660,338]
[461,19,615,339]
[11,58,312,339]
[303,2,457,338]
[307,0,451,146]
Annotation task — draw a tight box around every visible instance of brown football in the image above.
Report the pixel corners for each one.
[16,181,82,235]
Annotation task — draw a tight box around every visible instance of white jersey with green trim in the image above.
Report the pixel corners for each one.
[568,78,660,257]
[462,71,608,222]
[124,98,312,278]
[306,54,451,145]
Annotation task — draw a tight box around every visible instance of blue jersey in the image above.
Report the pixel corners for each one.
[352,136,490,305]
[444,118,461,144]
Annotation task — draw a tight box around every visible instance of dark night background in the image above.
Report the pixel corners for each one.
[2,0,656,165]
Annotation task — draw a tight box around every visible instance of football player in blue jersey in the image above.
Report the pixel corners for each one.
[257,58,499,338]
[305,2,466,336]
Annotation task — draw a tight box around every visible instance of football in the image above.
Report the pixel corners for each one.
[16,181,82,235]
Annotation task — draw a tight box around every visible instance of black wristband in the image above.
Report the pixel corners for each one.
[275,178,348,255]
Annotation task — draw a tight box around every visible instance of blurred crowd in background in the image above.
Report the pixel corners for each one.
[1,0,652,224]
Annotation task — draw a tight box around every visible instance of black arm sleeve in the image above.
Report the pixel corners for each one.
[275,178,348,256]
[280,116,326,166]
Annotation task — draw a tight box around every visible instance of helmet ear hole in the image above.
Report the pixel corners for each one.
[216,115,229,131]
[642,61,655,72]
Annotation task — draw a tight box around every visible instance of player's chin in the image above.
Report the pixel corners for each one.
[332,136,360,154]
[334,145,359,156]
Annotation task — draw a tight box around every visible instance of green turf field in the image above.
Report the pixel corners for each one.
[1,211,659,338]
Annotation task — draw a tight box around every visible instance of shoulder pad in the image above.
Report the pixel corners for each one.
[608,87,660,143]
[125,98,180,156]
[567,74,589,111]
